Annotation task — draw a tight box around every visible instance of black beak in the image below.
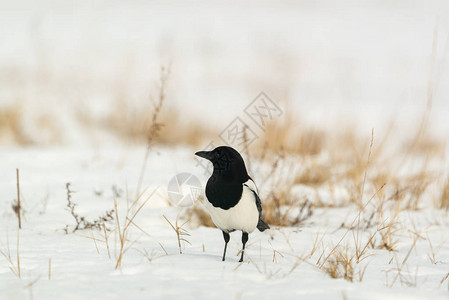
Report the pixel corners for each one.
[195,151,212,160]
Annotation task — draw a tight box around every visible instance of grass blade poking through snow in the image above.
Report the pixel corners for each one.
[163,215,191,254]
[0,226,21,278]
[114,187,158,270]
[16,168,22,229]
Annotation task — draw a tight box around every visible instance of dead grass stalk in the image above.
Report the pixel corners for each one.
[163,215,191,254]
[114,187,158,269]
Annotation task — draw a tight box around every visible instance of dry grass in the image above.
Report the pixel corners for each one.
[15,168,22,229]
[184,202,215,228]
[262,189,313,227]
[251,148,314,227]
[394,173,434,211]
[385,235,419,288]
[0,105,62,145]
[2,65,447,236]
[73,196,156,269]
[113,187,157,269]
[163,215,191,254]
[294,160,332,187]
[441,272,449,290]
[75,65,215,150]
[256,114,325,156]
[0,105,30,145]
[376,205,401,252]
[135,66,169,197]
[258,127,379,226]
[48,258,51,280]
[100,101,215,147]
[320,244,367,282]
[185,102,447,230]
[439,178,449,210]
[0,228,21,279]
[426,234,448,265]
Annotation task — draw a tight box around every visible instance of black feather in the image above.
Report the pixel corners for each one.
[245,183,270,232]
[257,219,270,232]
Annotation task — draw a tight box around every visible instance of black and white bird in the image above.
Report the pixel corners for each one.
[195,146,269,262]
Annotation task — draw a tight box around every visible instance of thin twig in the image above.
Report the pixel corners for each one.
[91,230,100,254]
[103,223,111,259]
[16,228,20,279]
[355,130,374,261]
[16,168,21,229]
[135,66,170,198]
[48,258,51,280]
[163,215,191,254]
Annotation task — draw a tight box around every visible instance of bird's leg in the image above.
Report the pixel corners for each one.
[222,231,230,261]
[239,232,249,262]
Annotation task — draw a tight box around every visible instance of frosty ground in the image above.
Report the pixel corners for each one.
[1,146,448,300]
[2,1,449,299]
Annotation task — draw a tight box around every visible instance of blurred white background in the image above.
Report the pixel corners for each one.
[1,0,449,145]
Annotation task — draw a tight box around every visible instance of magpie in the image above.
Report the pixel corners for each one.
[195,146,270,262]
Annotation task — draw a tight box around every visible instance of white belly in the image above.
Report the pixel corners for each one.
[204,184,259,233]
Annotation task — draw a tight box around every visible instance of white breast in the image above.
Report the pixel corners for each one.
[204,180,259,233]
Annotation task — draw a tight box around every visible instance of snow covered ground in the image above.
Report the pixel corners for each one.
[1,146,449,299]
[1,1,449,299]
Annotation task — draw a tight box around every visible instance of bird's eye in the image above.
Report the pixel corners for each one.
[215,151,220,157]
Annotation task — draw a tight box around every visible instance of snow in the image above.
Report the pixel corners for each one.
[1,146,449,299]
[1,1,449,299]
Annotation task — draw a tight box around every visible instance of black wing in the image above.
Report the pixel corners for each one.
[244,179,270,232]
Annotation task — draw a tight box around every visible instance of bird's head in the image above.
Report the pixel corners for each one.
[195,146,249,181]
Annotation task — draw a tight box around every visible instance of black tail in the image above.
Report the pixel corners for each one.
[257,218,270,232]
